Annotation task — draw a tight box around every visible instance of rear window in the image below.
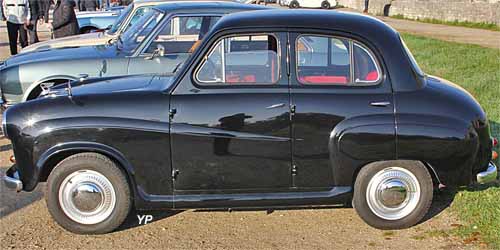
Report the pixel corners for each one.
[296,35,381,86]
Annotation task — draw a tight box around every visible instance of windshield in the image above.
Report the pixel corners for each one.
[119,9,165,53]
[107,4,133,35]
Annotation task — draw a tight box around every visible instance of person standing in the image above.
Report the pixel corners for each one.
[26,0,41,44]
[39,0,52,24]
[0,0,5,21]
[2,0,30,55]
[363,0,369,13]
[51,0,78,38]
[82,0,98,11]
[78,0,85,11]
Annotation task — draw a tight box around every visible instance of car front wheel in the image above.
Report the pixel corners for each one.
[353,161,433,229]
[46,153,131,234]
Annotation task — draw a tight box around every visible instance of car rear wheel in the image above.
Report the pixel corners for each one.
[289,1,299,8]
[321,1,331,9]
[46,153,131,234]
[353,161,433,229]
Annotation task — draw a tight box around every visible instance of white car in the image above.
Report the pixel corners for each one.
[280,0,336,9]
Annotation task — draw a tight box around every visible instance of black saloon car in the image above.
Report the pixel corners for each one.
[2,10,498,234]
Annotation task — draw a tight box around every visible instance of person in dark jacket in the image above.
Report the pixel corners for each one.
[51,0,79,38]
[79,0,98,11]
[26,0,41,44]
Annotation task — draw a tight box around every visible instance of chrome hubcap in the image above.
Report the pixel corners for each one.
[58,170,116,225]
[378,180,407,208]
[366,167,421,220]
[71,183,103,212]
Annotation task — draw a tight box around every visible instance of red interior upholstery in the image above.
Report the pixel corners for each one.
[299,76,348,84]
[226,74,257,83]
[365,71,379,81]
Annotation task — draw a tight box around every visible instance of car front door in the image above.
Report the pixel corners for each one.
[169,32,292,194]
[289,32,396,189]
[128,15,221,75]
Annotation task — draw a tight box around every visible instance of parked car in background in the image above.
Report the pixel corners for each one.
[21,0,233,54]
[234,0,276,4]
[2,9,497,234]
[77,8,124,34]
[0,2,269,107]
[281,0,336,9]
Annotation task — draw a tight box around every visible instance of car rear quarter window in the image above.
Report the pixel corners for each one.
[296,35,381,86]
[196,34,280,85]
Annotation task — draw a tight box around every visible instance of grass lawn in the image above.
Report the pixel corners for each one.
[402,33,500,248]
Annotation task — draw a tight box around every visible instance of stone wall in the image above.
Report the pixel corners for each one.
[337,0,500,25]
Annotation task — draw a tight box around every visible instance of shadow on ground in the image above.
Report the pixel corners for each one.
[0,167,44,219]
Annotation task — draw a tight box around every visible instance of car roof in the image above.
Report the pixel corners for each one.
[133,0,241,7]
[214,9,397,36]
[151,1,271,12]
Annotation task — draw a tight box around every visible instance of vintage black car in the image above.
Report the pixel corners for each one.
[2,10,498,234]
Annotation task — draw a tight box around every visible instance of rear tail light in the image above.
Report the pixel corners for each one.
[493,151,498,160]
[493,138,498,147]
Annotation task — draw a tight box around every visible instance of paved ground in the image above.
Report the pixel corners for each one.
[378,16,500,49]
[0,7,497,250]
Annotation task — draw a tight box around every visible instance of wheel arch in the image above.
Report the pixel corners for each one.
[36,142,137,192]
[23,75,78,101]
[351,160,441,190]
[79,25,100,34]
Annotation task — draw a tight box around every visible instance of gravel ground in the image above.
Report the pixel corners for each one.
[0,138,483,249]
[0,7,495,250]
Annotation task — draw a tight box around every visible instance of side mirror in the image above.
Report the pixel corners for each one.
[145,45,165,60]
[157,44,165,57]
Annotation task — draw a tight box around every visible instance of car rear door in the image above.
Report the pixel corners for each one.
[288,32,396,189]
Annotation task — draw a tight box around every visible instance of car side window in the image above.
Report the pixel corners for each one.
[145,16,220,55]
[196,34,280,85]
[296,35,381,85]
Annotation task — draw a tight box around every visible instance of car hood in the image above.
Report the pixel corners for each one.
[4,44,121,68]
[21,32,111,54]
[44,74,175,97]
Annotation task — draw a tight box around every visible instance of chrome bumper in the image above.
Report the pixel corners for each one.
[477,162,498,184]
[2,170,23,192]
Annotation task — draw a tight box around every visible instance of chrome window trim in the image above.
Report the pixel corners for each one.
[295,34,383,86]
[353,43,382,84]
[195,33,281,86]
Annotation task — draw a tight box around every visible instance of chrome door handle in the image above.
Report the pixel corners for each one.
[266,103,286,109]
[370,101,391,107]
